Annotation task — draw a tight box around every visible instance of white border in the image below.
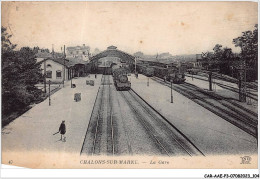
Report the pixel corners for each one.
[1,0,259,178]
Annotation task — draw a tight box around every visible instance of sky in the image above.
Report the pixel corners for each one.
[2,1,258,55]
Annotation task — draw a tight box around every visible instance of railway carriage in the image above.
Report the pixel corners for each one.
[144,67,154,77]
[153,66,186,84]
[136,64,185,84]
[187,68,200,75]
[167,72,186,84]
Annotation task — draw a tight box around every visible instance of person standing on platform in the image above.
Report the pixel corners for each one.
[59,120,66,142]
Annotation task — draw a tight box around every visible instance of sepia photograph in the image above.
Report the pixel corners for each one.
[1,1,258,173]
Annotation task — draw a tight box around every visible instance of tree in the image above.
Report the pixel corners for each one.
[233,24,258,80]
[201,44,235,74]
[32,46,50,54]
[133,51,144,58]
[2,26,42,117]
[1,27,16,53]
[93,48,100,55]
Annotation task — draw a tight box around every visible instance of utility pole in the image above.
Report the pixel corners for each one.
[52,44,54,58]
[171,79,173,103]
[44,60,46,93]
[71,68,74,88]
[135,57,137,74]
[63,45,66,88]
[71,75,73,88]
[49,80,51,106]
[209,71,212,91]
[147,77,149,86]
[238,60,246,102]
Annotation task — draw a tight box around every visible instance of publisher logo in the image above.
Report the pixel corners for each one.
[240,156,251,164]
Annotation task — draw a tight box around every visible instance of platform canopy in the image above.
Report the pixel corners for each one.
[90,46,135,64]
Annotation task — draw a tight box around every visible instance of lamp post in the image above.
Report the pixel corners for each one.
[147,77,149,87]
[237,60,247,102]
[44,60,47,93]
[231,66,234,78]
[63,45,66,88]
[135,57,137,74]
[63,58,65,88]
[44,74,47,93]
[49,80,51,106]
[71,76,73,88]
[170,79,173,103]
[209,71,212,91]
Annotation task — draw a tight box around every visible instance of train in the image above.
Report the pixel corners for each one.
[112,67,131,91]
[136,64,186,84]
[136,64,154,77]
[187,68,200,75]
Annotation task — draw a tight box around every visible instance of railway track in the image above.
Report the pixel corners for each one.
[152,77,258,138]
[107,77,115,155]
[81,75,116,156]
[185,74,258,100]
[199,71,258,91]
[120,89,205,156]
[182,82,258,120]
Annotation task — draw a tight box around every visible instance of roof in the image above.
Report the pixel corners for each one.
[67,45,90,51]
[90,46,135,63]
[36,51,53,58]
[38,57,72,68]
[66,56,89,65]
[138,54,198,64]
[107,45,117,50]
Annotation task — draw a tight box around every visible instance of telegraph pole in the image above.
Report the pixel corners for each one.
[44,60,46,93]
[49,80,51,106]
[135,57,137,74]
[238,59,246,102]
[71,72,73,88]
[209,71,212,91]
[171,79,173,103]
[63,45,66,88]
[52,44,54,58]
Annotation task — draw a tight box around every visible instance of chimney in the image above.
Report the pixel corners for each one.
[64,45,66,57]
[52,44,54,58]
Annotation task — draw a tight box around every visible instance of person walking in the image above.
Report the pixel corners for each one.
[59,120,66,142]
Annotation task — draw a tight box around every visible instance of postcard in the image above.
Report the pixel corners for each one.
[1,1,258,171]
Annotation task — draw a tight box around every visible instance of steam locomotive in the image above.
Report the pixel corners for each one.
[112,67,131,91]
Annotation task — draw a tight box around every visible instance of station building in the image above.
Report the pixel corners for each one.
[36,51,89,84]
[66,44,90,58]
[89,46,135,74]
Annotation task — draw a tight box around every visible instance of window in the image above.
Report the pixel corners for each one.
[56,70,62,79]
[47,64,52,68]
[46,71,52,78]
[83,51,85,55]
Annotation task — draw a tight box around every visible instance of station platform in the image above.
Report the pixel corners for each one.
[2,75,103,167]
[130,74,257,155]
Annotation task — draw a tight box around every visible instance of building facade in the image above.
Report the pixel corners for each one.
[90,46,135,74]
[66,44,90,58]
[39,58,76,84]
